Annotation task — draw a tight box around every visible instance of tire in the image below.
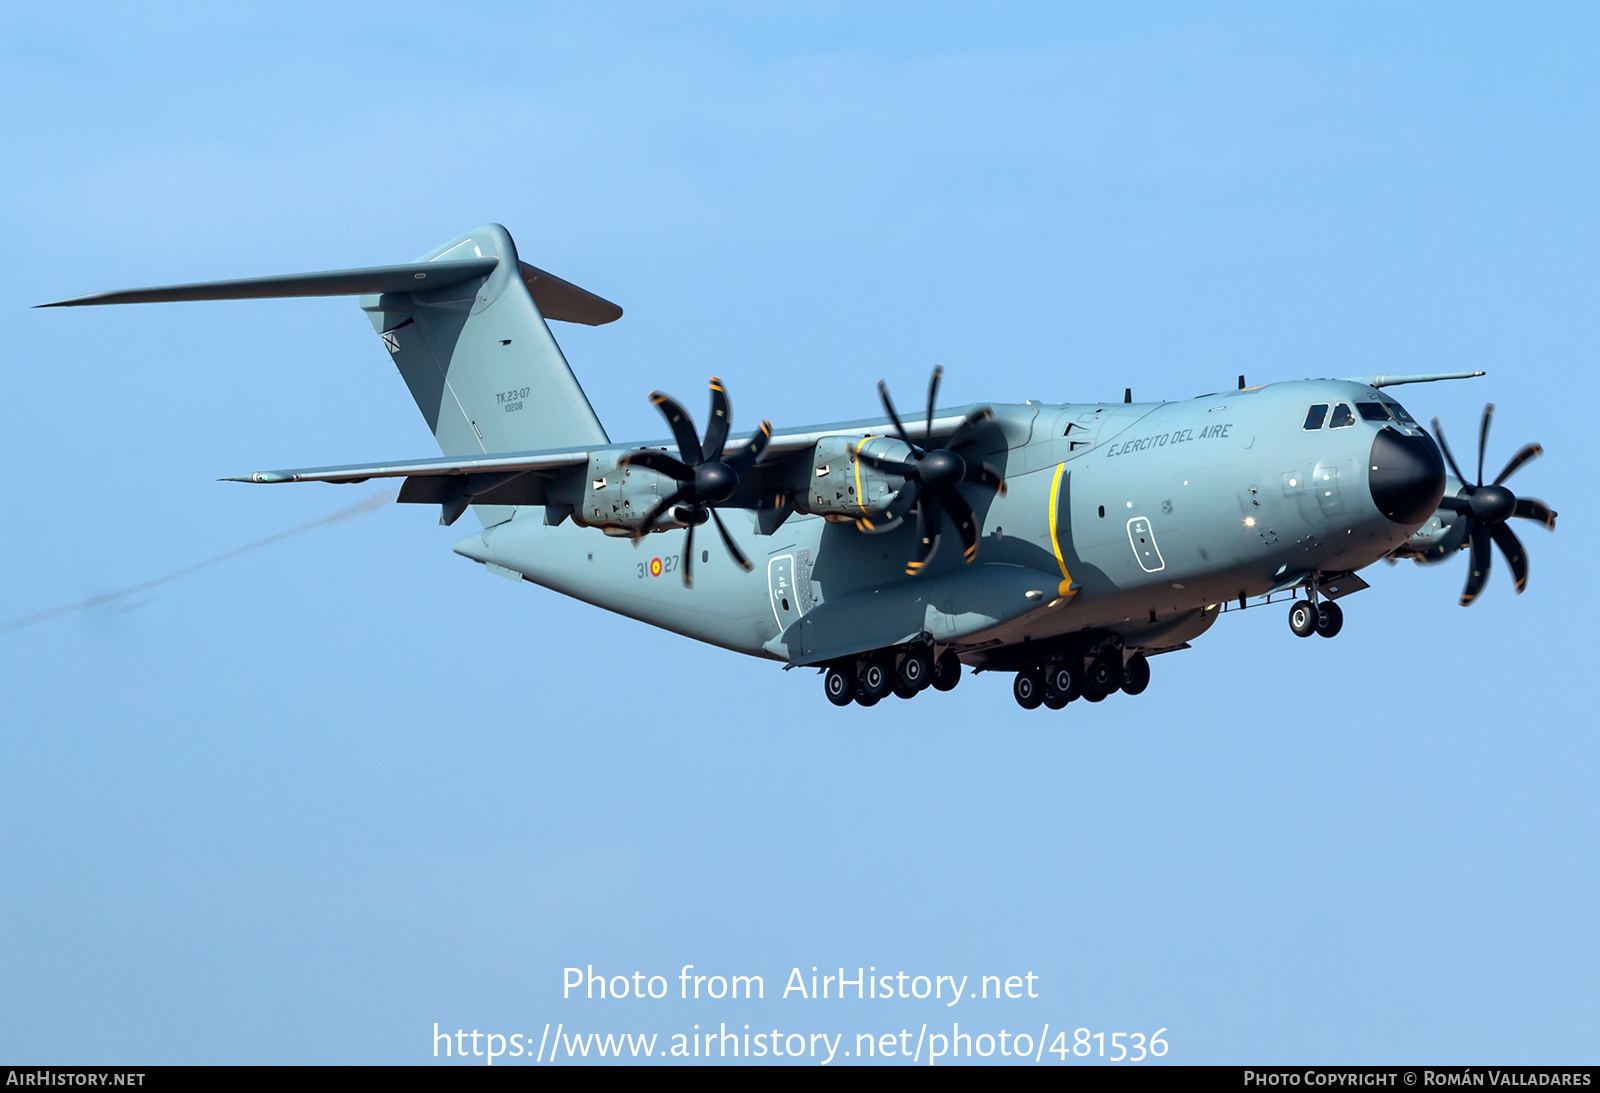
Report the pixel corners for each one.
[1043,688,1070,710]
[1122,653,1151,696]
[892,677,920,700]
[1013,667,1045,710]
[898,649,933,693]
[1047,662,1082,702]
[855,690,881,707]
[1288,599,1318,637]
[1082,687,1106,703]
[1087,653,1123,697]
[1315,600,1344,638]
[824,666,855,707]
[859,659,892,702]
[931,650,962,691]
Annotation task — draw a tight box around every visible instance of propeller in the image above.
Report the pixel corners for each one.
[1426,403,1557,606]
[619,377,771,588]
[853,366,1007,576]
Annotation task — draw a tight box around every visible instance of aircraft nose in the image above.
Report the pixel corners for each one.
[1368,427,1446,524]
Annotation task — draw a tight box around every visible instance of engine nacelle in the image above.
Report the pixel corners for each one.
[576,451,678,536]
[797,435,912,522]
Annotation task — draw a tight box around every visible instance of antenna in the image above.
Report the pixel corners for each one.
[1124,388,1132,403]
[1238,375,1246,390]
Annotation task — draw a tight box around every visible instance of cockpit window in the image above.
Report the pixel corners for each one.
[1357,402,1392,422]
[1303,404,1329,430]
[1329,403,1355,429]
[1386,401,1417,425]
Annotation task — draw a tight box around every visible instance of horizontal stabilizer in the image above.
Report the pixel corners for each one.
[37,256,621,325]
[37,259,500,308]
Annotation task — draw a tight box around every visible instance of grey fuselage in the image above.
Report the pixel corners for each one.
[455,378,1439,670]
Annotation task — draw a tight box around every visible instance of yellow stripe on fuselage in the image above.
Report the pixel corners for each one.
[1048,462,1076,597]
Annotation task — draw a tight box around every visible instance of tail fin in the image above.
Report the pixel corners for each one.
[40,222,615,462]
[362,224,611,458]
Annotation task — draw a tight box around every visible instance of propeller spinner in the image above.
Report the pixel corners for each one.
[854,366,1007,576]
[620,378,772,588]
[1426,404,1558,606]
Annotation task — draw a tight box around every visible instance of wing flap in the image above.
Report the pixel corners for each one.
[223,447,592,484]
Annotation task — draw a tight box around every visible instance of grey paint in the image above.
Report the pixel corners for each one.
[49,223,1486,682]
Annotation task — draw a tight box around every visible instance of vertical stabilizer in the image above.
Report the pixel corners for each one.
[360,224,609,465]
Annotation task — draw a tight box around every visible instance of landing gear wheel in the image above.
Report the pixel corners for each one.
[855,690,881,707]
[1047,662,1082,703]
[858,658,892,703]
[897,649,932,694]
[1121,653,1151,696]
[1288,599,1318,638]
[931,650,962,692]
[1315,600,1344,638]
[1043,688,1070,710]
[1013,667,1045,710]
[1086,653,1123,698]
[824,666,855,707]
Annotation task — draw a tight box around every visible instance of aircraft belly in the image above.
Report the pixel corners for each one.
[455,511,784,656]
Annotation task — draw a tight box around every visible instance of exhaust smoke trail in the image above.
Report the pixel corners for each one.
[1,491,395,636]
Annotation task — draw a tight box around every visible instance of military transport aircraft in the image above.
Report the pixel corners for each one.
[41,224,1558,710]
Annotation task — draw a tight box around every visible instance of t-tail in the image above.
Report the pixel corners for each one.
[38,224,615,524]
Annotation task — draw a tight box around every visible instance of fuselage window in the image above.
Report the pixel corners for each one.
[1357,402,1393,422]
[1329,403,1355,429]
[1303,404,1329,430]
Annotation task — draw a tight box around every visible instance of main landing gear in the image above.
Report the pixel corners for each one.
[1011,651,1149,711]
[1288,598,1343,639]
[824,648,962,706]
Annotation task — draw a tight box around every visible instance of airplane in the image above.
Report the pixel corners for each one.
[39,223,1558,710]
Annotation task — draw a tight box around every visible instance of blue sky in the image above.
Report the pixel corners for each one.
[2,2,1596,1064]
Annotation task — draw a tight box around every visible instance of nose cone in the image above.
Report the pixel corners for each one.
[1368,427,1446,525]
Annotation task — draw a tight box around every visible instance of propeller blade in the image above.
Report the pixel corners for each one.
[946,407,997,452]
[1493,442,1543,486]
[1489,521,1528,594]
[855,446,919,479]
[633,485,691,540]
[1436,495,1470,512]
[1512,497,1558,530]
[1417,512,1473,562]
[709,509,754,573]
[964,462,1007,497]
[702,377,732,460]
[732,419,773,466]
[876,380,918,450]
[1460,526,1493,606]
[1430,418,1472,488]
[1477,403,1495,487]
[681,520,697,588]
[940,486,981,563]
[618,449,694,481]
[924,365,943,448]
[906,491,944,576]
[650,392,704,466]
